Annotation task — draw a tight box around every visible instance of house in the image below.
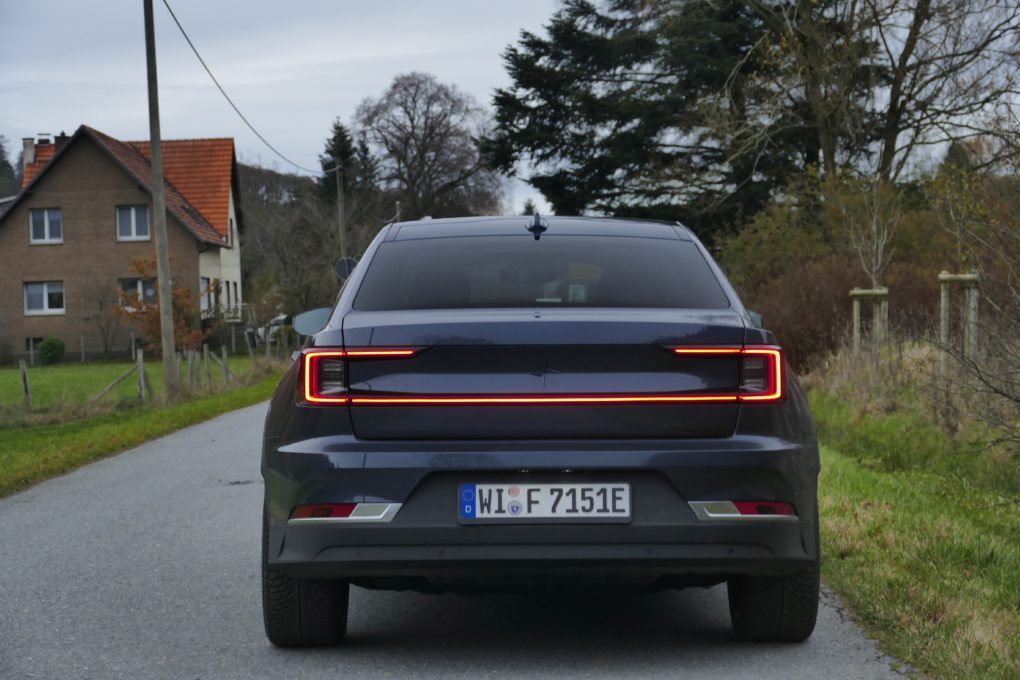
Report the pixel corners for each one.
[0,125,243,360]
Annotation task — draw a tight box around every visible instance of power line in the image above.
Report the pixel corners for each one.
[160,0,338,175]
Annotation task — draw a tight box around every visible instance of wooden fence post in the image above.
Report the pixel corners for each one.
[80,334,85,363]
[938,271,980,369]
[852,297,861,354]
[203,344,212,388]
[130,332,136,360]
[137,349,146,401]
[939,273,951,377]
[265,329,271,358]
[220,346,229,384]
[965,282,980,361]
[243,329,253,357]
[18,359,31,412]
[187,350,195,389]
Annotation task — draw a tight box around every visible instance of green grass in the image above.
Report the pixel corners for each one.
[0,372,281,498]
[0,356,258,411]
[814,391,1020,679]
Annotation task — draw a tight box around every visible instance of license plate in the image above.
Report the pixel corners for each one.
[458,483,631,523]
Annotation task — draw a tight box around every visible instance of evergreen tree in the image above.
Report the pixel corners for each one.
[482,0,822,241]
[318,119,358,203]
[0,136,18,196]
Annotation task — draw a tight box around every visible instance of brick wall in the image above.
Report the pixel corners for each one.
[0,137,202,360]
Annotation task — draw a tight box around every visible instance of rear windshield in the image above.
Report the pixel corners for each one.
[353,235,729,311]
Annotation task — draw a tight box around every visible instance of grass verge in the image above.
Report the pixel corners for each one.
[0,356,259,412]
[0,372,280,498]
[814,391,1020,679]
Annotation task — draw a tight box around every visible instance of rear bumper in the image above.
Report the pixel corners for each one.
[263,435,819,585]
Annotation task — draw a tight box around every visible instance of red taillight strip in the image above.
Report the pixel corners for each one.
[671,347,743,355]
[344,349,417,357]
[348,393,739,405]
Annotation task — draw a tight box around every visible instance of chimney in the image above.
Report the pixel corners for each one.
[22,137,35,169]
[55,131,70,153]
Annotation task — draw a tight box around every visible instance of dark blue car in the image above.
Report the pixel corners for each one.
[261,216,820,646]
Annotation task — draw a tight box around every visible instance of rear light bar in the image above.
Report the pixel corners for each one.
[301,345,783,405]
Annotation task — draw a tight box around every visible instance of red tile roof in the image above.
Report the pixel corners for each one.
[128,138,235,239]
[12,125,236,246]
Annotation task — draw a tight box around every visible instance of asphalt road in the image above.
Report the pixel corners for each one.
[1,403,907,680]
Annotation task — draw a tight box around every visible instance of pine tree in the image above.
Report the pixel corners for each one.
[482,0,821,242]
[0,136,18,197]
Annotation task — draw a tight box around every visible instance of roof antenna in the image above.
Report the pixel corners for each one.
[526,211,548,240]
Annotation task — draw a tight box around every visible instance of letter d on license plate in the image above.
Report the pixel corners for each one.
[458,483,631,524]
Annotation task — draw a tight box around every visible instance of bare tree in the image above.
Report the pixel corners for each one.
[79,276,121,357]
[833,176,901,287]
[736,0,1020,180]
[355,72,502,219]
[239,163,342,314]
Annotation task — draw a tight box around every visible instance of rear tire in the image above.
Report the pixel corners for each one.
[727,516,820,642]
[262,505,349,647]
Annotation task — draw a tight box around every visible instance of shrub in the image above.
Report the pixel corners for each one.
[38,336,65,365]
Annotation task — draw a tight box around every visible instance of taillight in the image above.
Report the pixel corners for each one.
[671,345,784,403]
[302,348,418,404]
[739,347,783,402]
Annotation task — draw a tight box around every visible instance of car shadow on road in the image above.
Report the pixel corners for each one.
[306,585,760,672]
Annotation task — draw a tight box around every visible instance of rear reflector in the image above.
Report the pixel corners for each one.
[689,500,798,521]
[287,502,403,524]
[290,503,357,519]
[732,501,796,516]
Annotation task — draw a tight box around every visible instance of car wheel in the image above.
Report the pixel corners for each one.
[262,505,349,647]
[727,519,820,642]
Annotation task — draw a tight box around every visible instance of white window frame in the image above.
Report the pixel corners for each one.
[116,205,150,242]
[118,278,156,312]
[24,281,65,316]
[29,208,63,244]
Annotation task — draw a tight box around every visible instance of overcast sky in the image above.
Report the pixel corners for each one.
[0,0,559,211]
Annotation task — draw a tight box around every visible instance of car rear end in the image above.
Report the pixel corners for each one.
[261,217,820,647]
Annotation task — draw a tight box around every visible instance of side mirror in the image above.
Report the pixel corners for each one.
[292,307,331,336]
[747,310,765,329]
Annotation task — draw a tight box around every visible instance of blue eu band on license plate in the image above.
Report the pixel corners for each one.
[458,483,631,523]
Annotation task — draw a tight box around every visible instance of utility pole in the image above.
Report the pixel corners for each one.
[334,162,346,259]
[144,0,180,398]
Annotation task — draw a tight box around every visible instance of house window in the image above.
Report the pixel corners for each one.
[233,282,239,306]
[117,205,150,241]
[225,279,231,307]
[119,278,157,308]
[29,208,62,244]
[200,276,211,312]
[24,281,65,315]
